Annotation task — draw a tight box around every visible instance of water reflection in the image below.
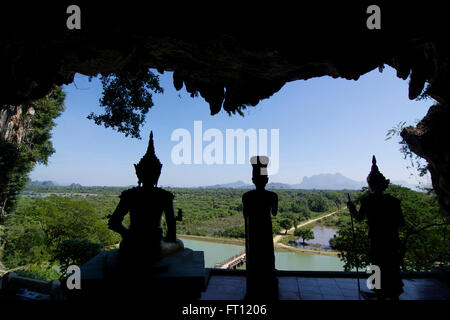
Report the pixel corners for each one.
[292,226,338,251]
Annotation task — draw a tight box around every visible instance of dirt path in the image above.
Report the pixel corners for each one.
[273,208,343,245]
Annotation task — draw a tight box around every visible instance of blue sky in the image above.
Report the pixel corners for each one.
[30,67,433,187]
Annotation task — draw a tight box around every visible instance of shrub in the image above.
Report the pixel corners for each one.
[52,238,102,278]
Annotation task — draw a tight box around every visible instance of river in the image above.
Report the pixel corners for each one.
[181,238,345,271]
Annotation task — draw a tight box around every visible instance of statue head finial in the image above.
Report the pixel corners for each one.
[367,155,389,191]
[148,131,156,156]
[134,131,163,187]
[250,155,269,189]
[251,156,269,178]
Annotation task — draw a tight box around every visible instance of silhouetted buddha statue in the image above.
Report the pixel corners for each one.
[347,156,405,300]
[242,156,278,300]
[108,131,183,267]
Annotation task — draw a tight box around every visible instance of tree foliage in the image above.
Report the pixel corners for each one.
[279,217,294,234]
[4,184,448,277]
[294,227,315,244]
[53,239,103,278]
[0,185,358,278]
[214,225,245,238]
[87,70,163,139]
[330,184,450,271]
[17,185,352,239]
[1,196,117,269]
[0,86,65,223]
[329,216,370,271]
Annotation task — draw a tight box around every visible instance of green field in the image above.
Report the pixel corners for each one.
[21,185,357,238]
[1,184,448,280]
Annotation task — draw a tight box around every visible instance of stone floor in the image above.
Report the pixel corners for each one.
[200,275,450,300]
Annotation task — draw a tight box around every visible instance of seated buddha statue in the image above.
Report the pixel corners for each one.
[107,131,184,268]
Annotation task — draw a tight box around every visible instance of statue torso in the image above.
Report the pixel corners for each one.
[120,186,174,234]
[242,189,277,218]
[360,193,403,242]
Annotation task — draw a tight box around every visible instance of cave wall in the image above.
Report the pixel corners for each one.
[0,104,36,223]
[0,106,35,145]
[401,64,450,215]
[402,103,450,215]
[2,2,445,111]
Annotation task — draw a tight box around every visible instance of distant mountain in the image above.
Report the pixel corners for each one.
[27,181,86,188]
[266,182,294,189]
[27,180,57,187]
[198,180,252,189]
[197,174,366,190]
[199,181,294,189]
[28,175,420,191]
[296,174,420,190]
[297,173,365,190]
[69,183,82,188]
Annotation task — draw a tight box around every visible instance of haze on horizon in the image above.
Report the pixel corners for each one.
[30,67,433,188]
